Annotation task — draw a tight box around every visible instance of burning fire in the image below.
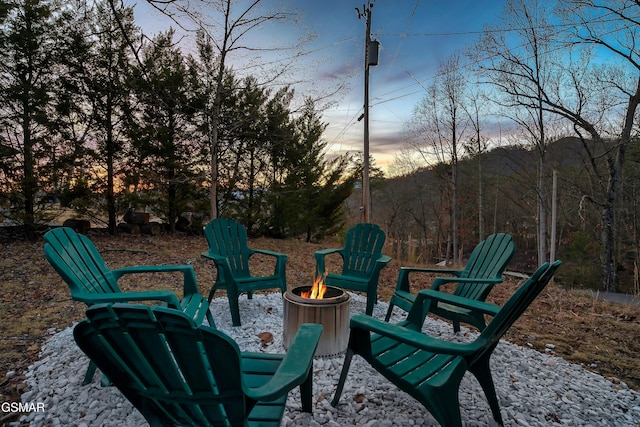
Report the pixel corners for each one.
[301,274,327,299]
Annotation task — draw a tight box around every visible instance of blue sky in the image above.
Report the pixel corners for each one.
[132,0,509,169]
[293,1,508,168]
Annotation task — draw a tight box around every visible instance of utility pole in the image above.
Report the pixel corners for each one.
[356,3,378,223]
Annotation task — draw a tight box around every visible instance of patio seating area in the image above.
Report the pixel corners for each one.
[20,292,640,426]
[31,225,640,426]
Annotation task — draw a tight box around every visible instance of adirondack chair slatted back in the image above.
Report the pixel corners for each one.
[333,261,561,427]
[455,233,515,300]
[46,227,217,386]
[74,304,253,426]
[474,260,562,361]
[44,227,120,297]
[202,218,288,326]
[385,233,515,331]
[204,218,252,279]
[341,223,387,278]
[315,223,391,316]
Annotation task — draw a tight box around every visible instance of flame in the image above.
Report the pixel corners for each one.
[301,274,327,299]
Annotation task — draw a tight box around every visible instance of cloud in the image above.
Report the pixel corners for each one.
[315,63,356,82]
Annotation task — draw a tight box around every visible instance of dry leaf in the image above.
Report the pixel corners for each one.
[258,332,273,347]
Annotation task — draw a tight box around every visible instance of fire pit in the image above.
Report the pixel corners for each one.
[283,279,350,358]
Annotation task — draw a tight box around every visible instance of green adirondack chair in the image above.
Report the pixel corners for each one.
[202,218,287,326]
[332,260,561,427]
[314,223,392,316]
[74,303,322,427]
[385,233,515,332]
[44,227,214,385]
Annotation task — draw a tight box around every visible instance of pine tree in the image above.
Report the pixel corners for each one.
[0,0,63,239]
[126,29,195,232]
[80,1,138,234]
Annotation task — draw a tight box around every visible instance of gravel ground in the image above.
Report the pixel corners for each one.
[17,293,640,426]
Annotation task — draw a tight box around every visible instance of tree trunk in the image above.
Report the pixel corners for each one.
[209,110,219,220]
[451,115,458,264]
[599,76,640,291]
[22,99,36,241]
[106,91,117,235]
[477,136,484,241]
[601,142,626,292]
[601,183,617,292]
[538,157,547,266]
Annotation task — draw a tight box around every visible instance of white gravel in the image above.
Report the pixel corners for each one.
[17,293,640,426]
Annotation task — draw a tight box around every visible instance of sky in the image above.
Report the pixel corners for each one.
[131,0,509,171]
[294,1,508,168]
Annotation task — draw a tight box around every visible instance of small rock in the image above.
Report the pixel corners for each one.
[17,293,640,427]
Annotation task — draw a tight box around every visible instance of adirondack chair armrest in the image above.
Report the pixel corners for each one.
[376,254,393,266]
[75,290,183,308]
[401,266,464,276]
[350,314,479,356]
[200,251,226,263]
[251,248,287,260]
[394,266,462,294]
[244,324,323,402]
[314,248,342,257]
[430,276,502,291]
[417,289,501,316]
[201,250,235,278]
[112,264,200,295]
[314,248,343,276]
[250,249,288,275]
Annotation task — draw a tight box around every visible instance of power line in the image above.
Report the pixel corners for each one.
[368,8,640,109]
[380,0,420,84]
[322,2,640,161]
[376,14,635,38]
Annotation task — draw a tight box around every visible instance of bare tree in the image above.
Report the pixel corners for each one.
[387,145,426,178]
[195,0,300,219]
[384,146,435,262]
[462,88,490,240]
[553,0,640,291]
[473,0,560,266]
[475,0,640,290]
[412,52,470,264]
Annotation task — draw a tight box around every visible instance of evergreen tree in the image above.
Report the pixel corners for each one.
[274,98,356,240]
[0,0,63,239]
[186,31,225,223]
[263,86,296,235]
[228,76,271,232]
[77,0,138,234]
[126,29,196,232]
